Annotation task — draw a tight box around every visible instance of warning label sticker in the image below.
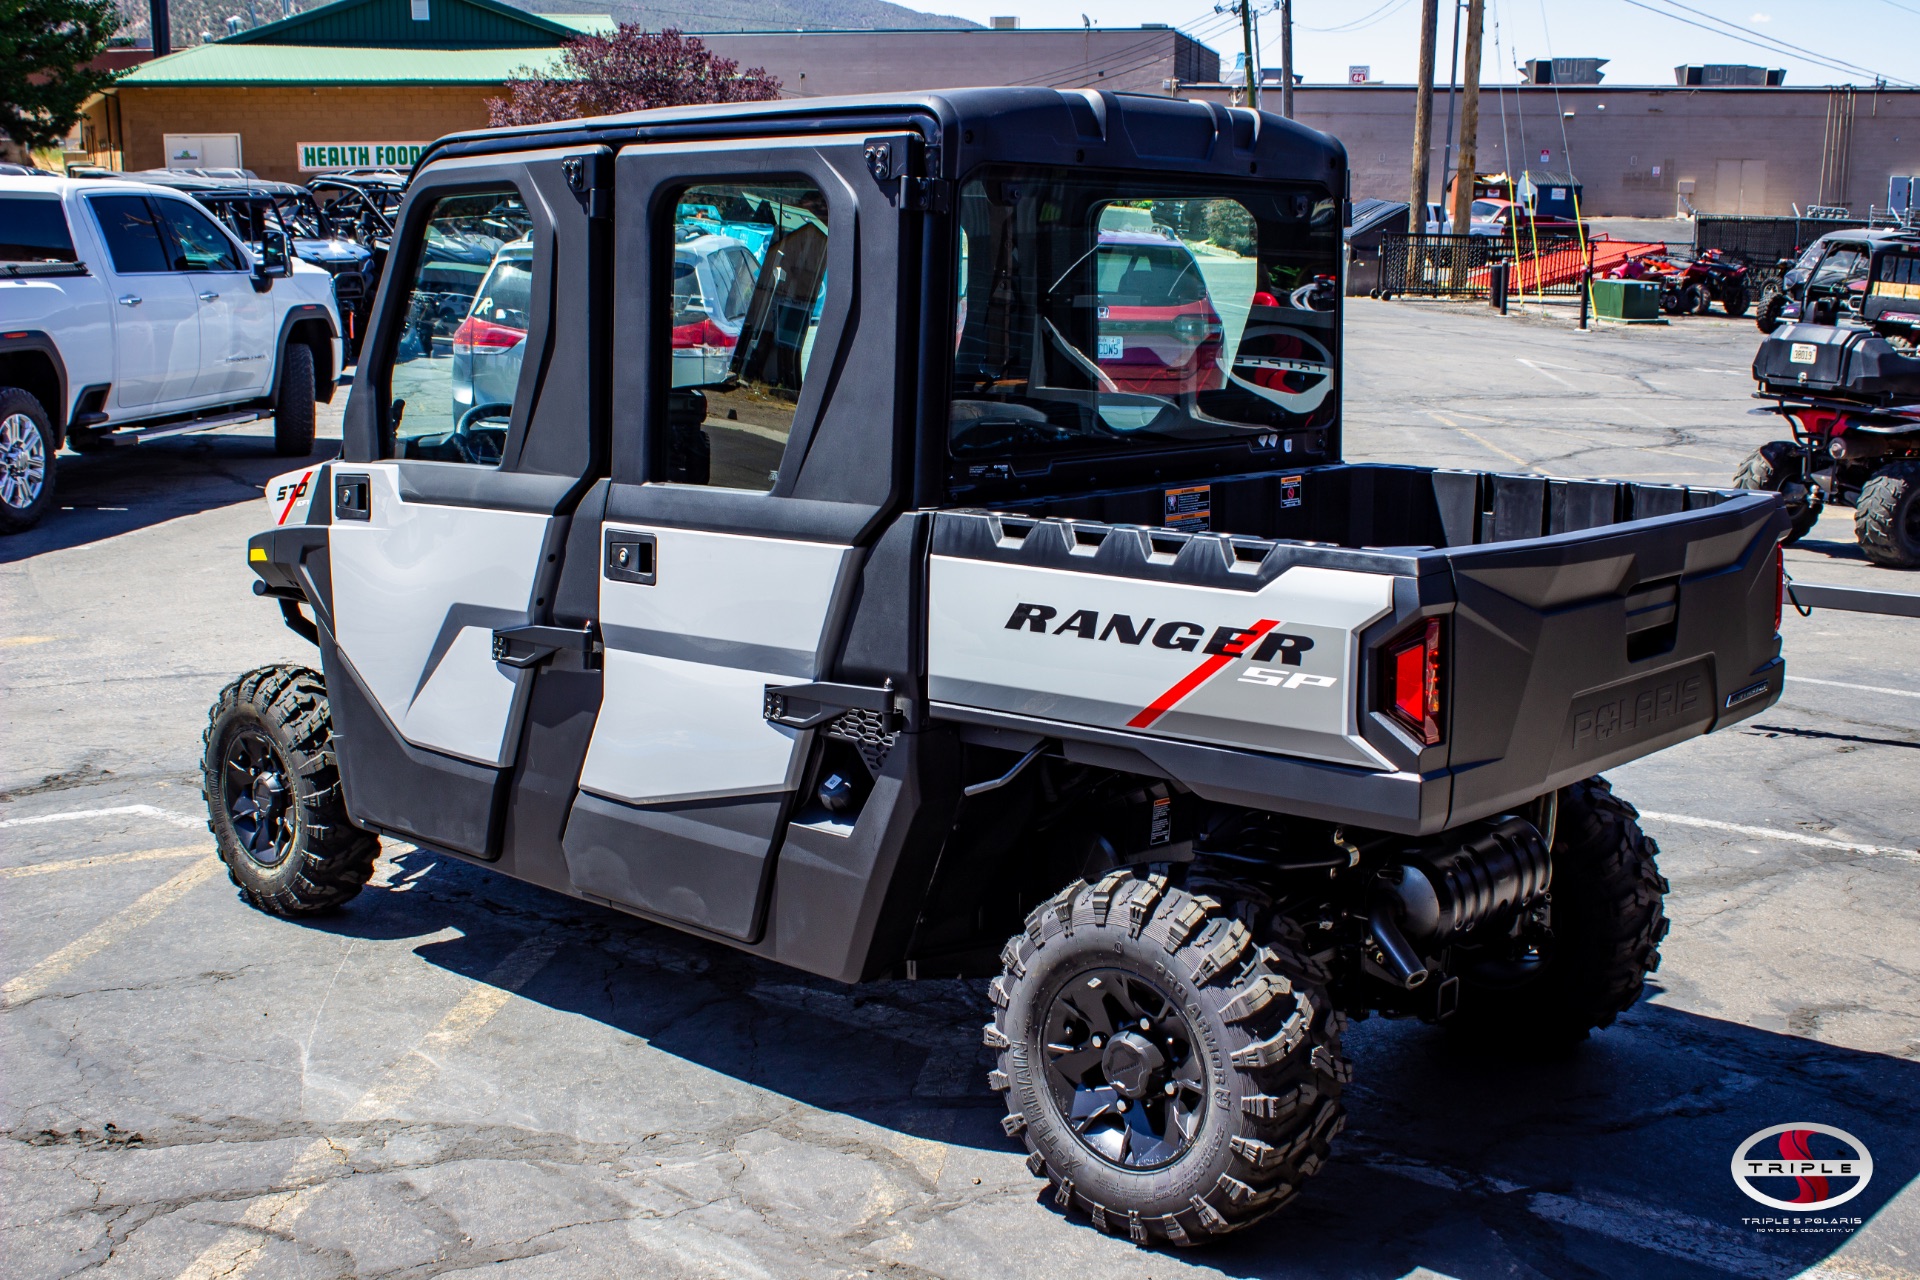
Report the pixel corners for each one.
[1164,484,1211,532]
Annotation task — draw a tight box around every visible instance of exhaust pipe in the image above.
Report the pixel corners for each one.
[1368,898,1430,988]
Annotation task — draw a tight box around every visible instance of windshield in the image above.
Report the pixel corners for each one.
[950,169,1340,472]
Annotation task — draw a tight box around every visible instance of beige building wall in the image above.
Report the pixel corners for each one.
[88,84,498,183]
[1186,84,1920,217]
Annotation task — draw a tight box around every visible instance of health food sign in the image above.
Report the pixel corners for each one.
[297,142,427,172]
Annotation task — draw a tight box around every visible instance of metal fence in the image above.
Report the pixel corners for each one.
[1376,233,1592,299]
[1692,214,1871,270]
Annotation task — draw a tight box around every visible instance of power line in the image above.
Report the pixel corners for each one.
[1618,0,1913,86]
[1297,0,1414,34]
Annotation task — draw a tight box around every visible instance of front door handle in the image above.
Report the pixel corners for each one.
[198,290,220,302]
[118,294,141,307]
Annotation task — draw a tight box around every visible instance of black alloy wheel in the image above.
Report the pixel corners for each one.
[223,727,295,867]
[1041,968,1207,1169]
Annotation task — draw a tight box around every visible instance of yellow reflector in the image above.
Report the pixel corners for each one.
[249,547,268,563]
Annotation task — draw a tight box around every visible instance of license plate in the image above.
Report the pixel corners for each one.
[1789,342,1818,364]
[1097,335,1124,360]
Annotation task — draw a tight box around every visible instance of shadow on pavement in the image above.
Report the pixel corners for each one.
[0,432,338,564]
[295,846,1918,1280]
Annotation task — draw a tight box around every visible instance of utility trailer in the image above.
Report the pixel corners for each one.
[208,90,1789,1246]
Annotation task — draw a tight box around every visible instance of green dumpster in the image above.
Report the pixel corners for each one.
[1590,278,1667,323]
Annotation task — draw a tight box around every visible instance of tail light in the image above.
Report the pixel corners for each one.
[450,317,525,352]
[1382,617,1444,746]
[671,317,737,349]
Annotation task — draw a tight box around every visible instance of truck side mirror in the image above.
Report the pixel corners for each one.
[254,228,292,291]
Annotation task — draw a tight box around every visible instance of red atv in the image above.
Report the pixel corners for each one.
[1641,249,1751,317]
[1737,397,1920,567]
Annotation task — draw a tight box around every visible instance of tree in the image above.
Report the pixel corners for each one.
[0,0,121,152]
[488,26,780,128]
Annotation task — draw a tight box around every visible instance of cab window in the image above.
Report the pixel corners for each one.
[384,188,534,465]
[657,180,831,493]
[88,195,173,274]
[154,199,246,272]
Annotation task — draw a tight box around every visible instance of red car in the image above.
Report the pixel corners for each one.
[1094,231,1226,395]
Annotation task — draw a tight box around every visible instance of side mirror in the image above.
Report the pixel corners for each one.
[254,228,292,290]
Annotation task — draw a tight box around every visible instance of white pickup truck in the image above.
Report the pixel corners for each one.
[0,174,344,532]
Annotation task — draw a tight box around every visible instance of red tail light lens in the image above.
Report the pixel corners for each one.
[1383,617,1444,746]
[450,317,526,352]
[671,317,737,349]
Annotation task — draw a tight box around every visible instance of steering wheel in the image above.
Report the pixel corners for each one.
[452,402,513,465]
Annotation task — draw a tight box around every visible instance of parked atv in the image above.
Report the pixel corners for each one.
[1677,248,1751,317]
[1740,318,1920,566]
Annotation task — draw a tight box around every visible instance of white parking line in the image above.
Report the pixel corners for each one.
[1785,675,1920,700]
[0,846,205,879]
[0,804,201,831]
[1638,811,1916,860]
[1,860,220,1007]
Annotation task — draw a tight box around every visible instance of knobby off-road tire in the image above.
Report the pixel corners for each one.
[1735,443,1821,544]
[0,386,56,534]
[203,665,378,914]
[1723,280,1751,317]
[1755,289,1787,333]
[989,870,1349,1246]
[273,342,317,458]
[1452,777,1668,1045]
[1854,460,1920,569]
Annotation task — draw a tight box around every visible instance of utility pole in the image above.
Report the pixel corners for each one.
[1408,0,1439,232]
[150,0,171,54]
[1448,0,1485,235]
[1280,0,1294,118]
[1439,0,1462,223]
[1240,0,1260,112]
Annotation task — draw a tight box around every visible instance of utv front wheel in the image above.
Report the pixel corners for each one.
[991,871,1348,1245]
[1450,777,1668,1044]
[203,665,378,914]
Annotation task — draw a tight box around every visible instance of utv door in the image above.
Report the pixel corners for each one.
[562,134,906,941]
[324,148,607,858]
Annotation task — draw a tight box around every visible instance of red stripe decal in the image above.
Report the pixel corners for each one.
[277,470,313,526]
[1127,619,1280,729]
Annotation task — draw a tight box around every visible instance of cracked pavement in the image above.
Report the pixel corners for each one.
[2,302,1917,1279]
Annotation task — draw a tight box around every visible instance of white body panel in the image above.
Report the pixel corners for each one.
[184,267,274,398]
[579,524,856,805]
[928,559,1396,769]
[328,464,552,766]
[108,270,201,409]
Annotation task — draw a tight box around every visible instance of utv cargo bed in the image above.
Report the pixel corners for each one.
[929,463,1787,835]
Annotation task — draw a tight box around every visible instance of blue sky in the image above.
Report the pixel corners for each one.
[921,0,1920,88]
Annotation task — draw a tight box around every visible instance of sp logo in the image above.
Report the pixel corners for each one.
[1731,1124,1872,1211]
[1238,666,1338,690]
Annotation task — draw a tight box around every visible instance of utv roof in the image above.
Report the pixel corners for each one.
[420,88,1347,190]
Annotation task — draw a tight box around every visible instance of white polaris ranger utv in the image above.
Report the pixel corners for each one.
[208,90,1789,1246]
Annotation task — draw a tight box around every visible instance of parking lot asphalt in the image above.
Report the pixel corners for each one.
[2,301,1916,1280]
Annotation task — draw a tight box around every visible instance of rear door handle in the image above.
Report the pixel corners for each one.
[198,290,220,302]
[604,529,657,585]
[118,294,141,307]
[334,474,370,521]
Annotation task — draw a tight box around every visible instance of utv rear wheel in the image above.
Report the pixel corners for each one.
[273,342,316,457]
[1734,442,1821,544]
[1450,777,1668,1044]
[203,665,378,914]
[991,871,1348,1246]
[1855,460,1920,569]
